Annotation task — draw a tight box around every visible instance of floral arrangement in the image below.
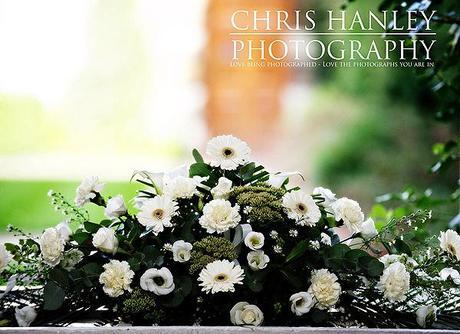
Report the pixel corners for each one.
[0,135,459,328]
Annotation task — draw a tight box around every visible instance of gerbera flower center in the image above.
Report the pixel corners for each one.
[297,203,307,213]
[153,276,165,286]
[215,273,228,282]
[152,209,165,220]
[222,147,235,158]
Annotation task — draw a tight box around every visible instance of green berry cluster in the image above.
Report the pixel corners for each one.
[189,237,237,274]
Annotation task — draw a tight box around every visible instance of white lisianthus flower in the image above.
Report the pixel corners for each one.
[247,250,270,271]
[99,260,134,297]
[267,171,302,188]
[15,306,37,327]
[206,135,251,170]
[230,302,264,326]
[289,291,315,316]
[439,267,460,285]
[140,267,175,295]
[331,197,365,233]
[0,244,13,273]
[244,232,265,250]
[360,218,378,239]
[416,305,437,328]
[320,233,332,246]
[75,176,104,207]
[92,227,118,255]
[211,177,233,199]
[104,195,127,219]
[137,195,179,235]
[55,220,72,241]
[308,269,341,309]
[39,228,65,266]
[312,187,337,210]
[172,240,193,263]
[61,249,84,270]
[379,254,400,268]
[282,190,321,227]
[198,259,244,294]
[377,262,410,302]
[199,199,241,234]
[164,176,198,199]
[438,229,460,260]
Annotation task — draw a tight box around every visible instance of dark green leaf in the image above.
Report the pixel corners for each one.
[394,239,412,256]
[49,268,69,288]
[285,240,309,263]
[189,163,212,177]
[192,149,204,163]
[84,221,100,233]
[72,232,91,245]
[43,281,65,310]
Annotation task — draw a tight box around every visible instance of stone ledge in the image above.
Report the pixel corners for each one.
[1,327,460,334]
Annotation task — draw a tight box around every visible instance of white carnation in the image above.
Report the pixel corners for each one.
[39,227,65,266]
[211,177,233,199]
[172,240,193,263]
[137,195,179,235]
[230,302,263,326]
[15,306,37,327]
[206,135,251,170]
[199,199,241,234]
[247,250,270,271]
[282,190,321,226]
[0,244,13,273]
[104,195,127,219]
[308,269,341,309]
[438,229,460,260]
[377,262,410,302]
[140,267,175,296]
[244,232,265,250]
[99,260,134,297]
[416,305,437,328]
[331,197,364,233]
[75,176,104,207]
[198,259,244,294]
[92,227,118,255]
[289,291,315,316]
[312,186,337,210]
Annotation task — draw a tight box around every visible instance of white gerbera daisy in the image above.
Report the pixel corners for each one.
[137,195,178,235]
[198,259,244,294]
[438,229,460,260]
[206,135,251,170]
[282,190,321,226]
[199,199,241,234]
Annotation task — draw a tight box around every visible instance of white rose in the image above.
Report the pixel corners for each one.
[416,305,437,328]
[308,269,341,309]
[438,229,460,260]
[360,218,378,239]
[92,227,118,255]
[289,291,315,315]
[39,228,65,266]
[0,244,13,273]
[140,267,175,295]
[439,267,460,285]
[230,302,264,326]
[244,232,265,250]
[55,220,72,241]
[247,250,270,271]
[312,186,337,209]
[99,260,134,297]
[172,240,193,263]
[74,176,104,207]
[377,262,410,302]
[104,195,127,219]
[331,197,364,233]
[15,306,37,327]
[199,199,241,234]
[320,233,332,246]
[210,177,233,199]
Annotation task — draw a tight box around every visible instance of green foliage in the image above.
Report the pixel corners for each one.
[230,184,285,226]
[121,288,156,315]
[189,237,237,274]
